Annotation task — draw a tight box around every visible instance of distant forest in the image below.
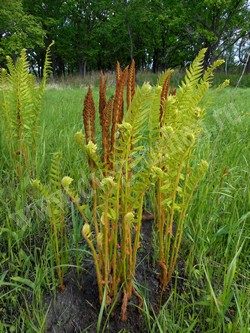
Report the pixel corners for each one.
[0,0,249,76]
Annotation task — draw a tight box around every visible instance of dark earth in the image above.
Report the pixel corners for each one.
[45,216,185,333]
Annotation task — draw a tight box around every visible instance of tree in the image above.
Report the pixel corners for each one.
[0,0,45,67]
[3,0,249,75]
[23,0,64,76]
[179,0,250,68]
[57,0,103,76]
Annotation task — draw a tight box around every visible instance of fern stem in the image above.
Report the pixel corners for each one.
[157,180,165,263]
[62,187,89,225]
[169,175,199,279]
[103,193,110,290]
[82,233,104,303]
[121,138,131,290]
[91,172,99,236]
[131,196,144,276]
[50,211,64,291]
[111,170,121,298]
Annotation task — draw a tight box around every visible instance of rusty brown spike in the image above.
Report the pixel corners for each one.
[126,59,136,111]
[160,73,172,128]
[102,97,113,171]
[99,71,108,127]
[111,66,128,153]
[169,85,176,96]
[83,86,96,144]
[116,61,122,87]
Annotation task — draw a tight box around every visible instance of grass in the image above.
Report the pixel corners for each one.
[0,78,250,332]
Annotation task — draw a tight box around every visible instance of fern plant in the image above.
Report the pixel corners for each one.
[62,61,154,320]
[33,152,68,292]
[0,42,54,178]
[61,51,228,320]
[148,49,229,288]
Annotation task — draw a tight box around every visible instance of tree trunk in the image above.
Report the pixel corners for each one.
[245,54,250,74]
[127,23,133,61]
[153,49,159,73]
[204,44,218,70]
[79,60,87,77]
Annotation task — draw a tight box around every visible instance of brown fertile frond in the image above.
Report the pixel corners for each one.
[160,73,172,127]
[99,71,105,126]
[103,97,113,131]
[102,97,113,169]
[126,59,136,111]
[111,66,128,152]
[83,86,96,143]
[116,61,122,86]
[99,71,109,127]
[169,85,176,96]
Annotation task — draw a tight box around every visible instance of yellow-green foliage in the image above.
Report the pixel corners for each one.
[147,49,229,287]
[62,49,228,318]
[0,42,54,177]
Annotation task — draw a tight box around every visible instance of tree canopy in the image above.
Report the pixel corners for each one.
[1,0,249,75]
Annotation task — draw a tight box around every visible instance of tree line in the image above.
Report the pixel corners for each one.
[0,0,249,76]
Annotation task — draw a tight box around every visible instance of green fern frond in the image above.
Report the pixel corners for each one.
[177,49,207,112]
[157,69,174,87]
[202,59,225,86]
[49,152,62,191]
[0,44,53,177]
[125,83,159,146]
[41,41,55,93]
[184,48,207,87]
[32,179,50,198]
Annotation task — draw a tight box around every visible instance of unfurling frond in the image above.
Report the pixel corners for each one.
[83,86,96,143]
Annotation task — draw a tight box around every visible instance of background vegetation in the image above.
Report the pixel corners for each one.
[0,0,249,75]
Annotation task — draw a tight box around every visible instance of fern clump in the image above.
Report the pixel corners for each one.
[148,50,229,288]
[0,42,54,178]
[61,50,228,319]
